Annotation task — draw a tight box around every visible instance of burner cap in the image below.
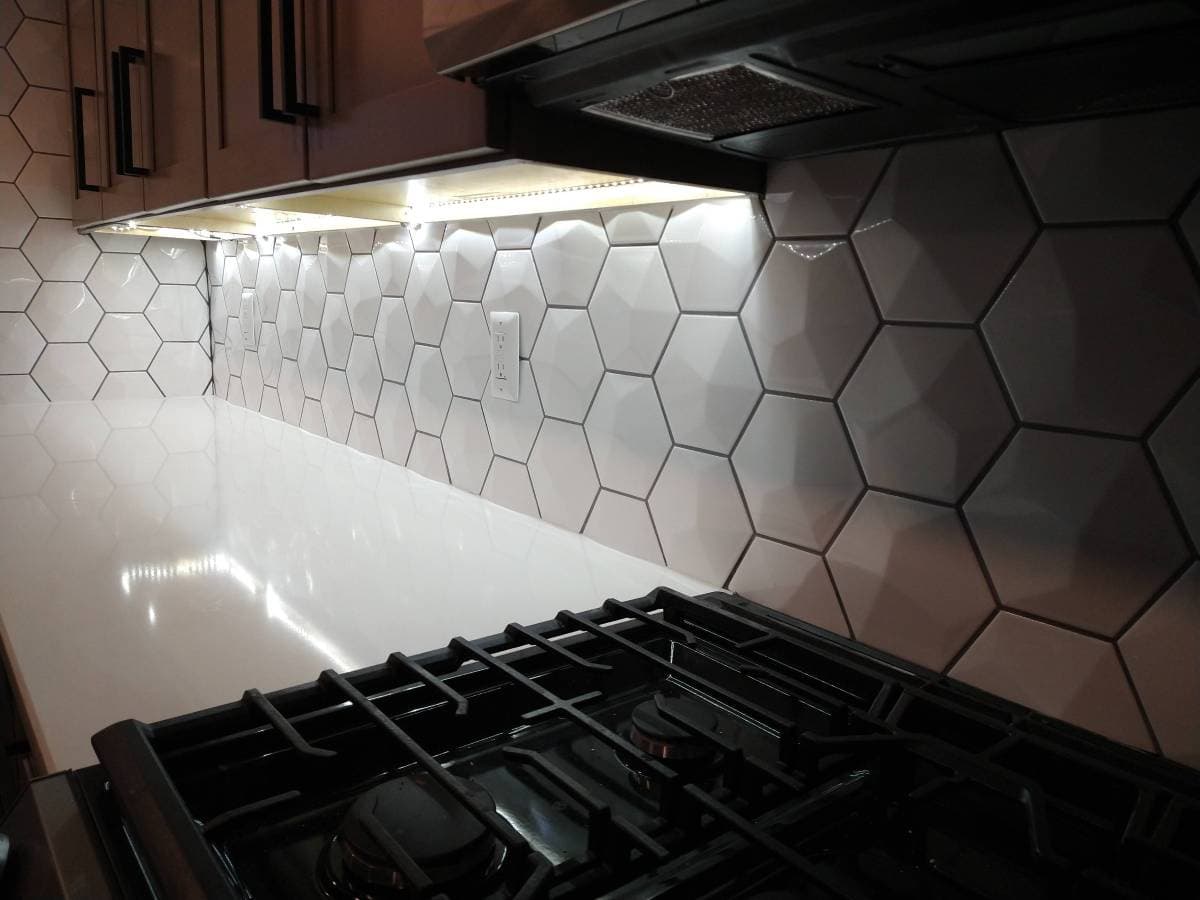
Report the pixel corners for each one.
[630,695,718,761]
[333,774,502,891]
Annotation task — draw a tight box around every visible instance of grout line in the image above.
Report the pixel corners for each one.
[1113,642,1163,756]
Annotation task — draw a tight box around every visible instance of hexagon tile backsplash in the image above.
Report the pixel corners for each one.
[208,106,1200,770]
[0,3,212,403]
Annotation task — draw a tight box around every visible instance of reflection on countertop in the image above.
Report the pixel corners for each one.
[0,398,711,772]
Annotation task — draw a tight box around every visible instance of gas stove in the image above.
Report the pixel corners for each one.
[5,588,1200,898]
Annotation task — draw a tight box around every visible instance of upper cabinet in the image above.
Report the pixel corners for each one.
[201,0,307,199]
[66,0,106,225]
[97,0,149,220]
[305,0,490,181]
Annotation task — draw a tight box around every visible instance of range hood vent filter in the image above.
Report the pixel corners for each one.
[584,63,872,141]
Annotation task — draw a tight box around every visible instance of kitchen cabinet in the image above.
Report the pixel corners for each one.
[97,0,149,220]
[66,0,105,225]
[306,0,491,181]
[201,0,309,200]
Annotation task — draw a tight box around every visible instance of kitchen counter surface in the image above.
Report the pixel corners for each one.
[0,398,710,772]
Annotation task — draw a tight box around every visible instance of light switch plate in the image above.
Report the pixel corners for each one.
[489,311,519,401]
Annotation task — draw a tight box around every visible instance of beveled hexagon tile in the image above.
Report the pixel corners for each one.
[297,328,327,400]
[273,237,301,290]
[489,215,539,251]
[965,430,1189,636]
[853,134,1035,323]
[600,204,671,245]
[1120,563,1200,767]
[226,376,244,407]
[317,232,351,292]
[258,323,282,388]
[763,148,890,237]
[299,398,325,436]
[256,257,281,322]
[441,301,490,399]
[235,240,259,287]
[24,219,97,280]
[275,289,302,358]
[527,418,598,531]
[143,237,204,284]
[92,313,161,371]
[146,284,207,341]
[649,447,751,586]
[1005,107,1200,222]
[94,232,146,254]
[840,326,1012,503]
[0,183,34,246]
[589,245,677,375]
[375,296,414,382]
[405,345,452,435]
[1149,378,1200,547]
[346,335,382,415]
[0,2,18,44]
[371,225,414,295]
[295,255,325,327]
[95,373,162,414]
[320,293,352,369]
[584,491,663,565]
[0,312,43,373]
[27,282,101,341]
[0,48,23,113]
[655,315,761,454]
[481,361,542,463]
[406,253,452,344]
[277,360,304,425]
[659,197,771,313]
[0,374,44,402]
[532,211,608,307]
[87,252,155,312]
[204,241,223,286]
[259,387,283,421]
[733,395,862,550]
[0,115,30,181]
[408,433,449,483]
[440,221,495,302]
[829,491,994,670]
[375,381,416,465]
[531,308,602,422]
[241,351,263,410]
[8,17,65,88]
[320,369,353,442]
[730,538,849,637]
[481,250,546,358]
[13,85,69,154]
[441,397,492,494]
[32,343,104,399]
[344,254,382,336]
[481,457,539,517]
[409,222,444,253]
[347,413,382,458]
[984,227,1200,436]
[584,372,670,498]
[0,248,39,311]
[742,240,877,397]
[952,612,1152,750]
[17,152,72,218]
[150,343,210,396]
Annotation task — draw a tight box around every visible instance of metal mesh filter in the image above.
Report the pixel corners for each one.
[584,63,871,140]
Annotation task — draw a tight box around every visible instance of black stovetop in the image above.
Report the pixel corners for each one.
[85,588,1200,899]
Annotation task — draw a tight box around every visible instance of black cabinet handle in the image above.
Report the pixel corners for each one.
[72,87,100,192]
[111,46,150,176]
[280,0,319,117]
[258,0,295,123]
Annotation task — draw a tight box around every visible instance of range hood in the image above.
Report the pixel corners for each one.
[426,0,1200,162]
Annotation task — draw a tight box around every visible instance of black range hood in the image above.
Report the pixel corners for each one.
[425,0,1200,160]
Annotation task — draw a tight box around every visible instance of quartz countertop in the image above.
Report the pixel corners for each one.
[0,398,710,772]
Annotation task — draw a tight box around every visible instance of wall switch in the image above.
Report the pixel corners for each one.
[489,311,519,401]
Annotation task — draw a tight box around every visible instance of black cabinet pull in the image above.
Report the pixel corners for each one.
[72,87,100,192]
[258,0,296,123]
[111,46,150,176]
[280,0,319,117]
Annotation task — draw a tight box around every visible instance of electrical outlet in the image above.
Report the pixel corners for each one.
[489,311,519,401]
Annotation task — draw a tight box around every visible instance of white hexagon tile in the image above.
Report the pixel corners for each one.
[187,102,1200,768]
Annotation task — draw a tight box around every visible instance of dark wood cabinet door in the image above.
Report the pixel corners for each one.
[202,0,308,200]
[98,0,148,220]
[66,0,105,225]
[305,0,491,182]
[143,0,206,211]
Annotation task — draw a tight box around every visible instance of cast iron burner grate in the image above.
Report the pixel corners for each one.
[91,589,1200,899]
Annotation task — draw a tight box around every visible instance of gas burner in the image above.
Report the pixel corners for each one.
[320,774,505,898]
[629,694,720,762]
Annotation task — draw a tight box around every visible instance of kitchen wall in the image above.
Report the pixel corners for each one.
[209,103,1200,769]
[0,1,211,402]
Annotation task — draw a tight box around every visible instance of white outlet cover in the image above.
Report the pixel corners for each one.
[489,311,519,401]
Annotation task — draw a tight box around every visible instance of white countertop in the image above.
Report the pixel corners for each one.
[0,398,710,772]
